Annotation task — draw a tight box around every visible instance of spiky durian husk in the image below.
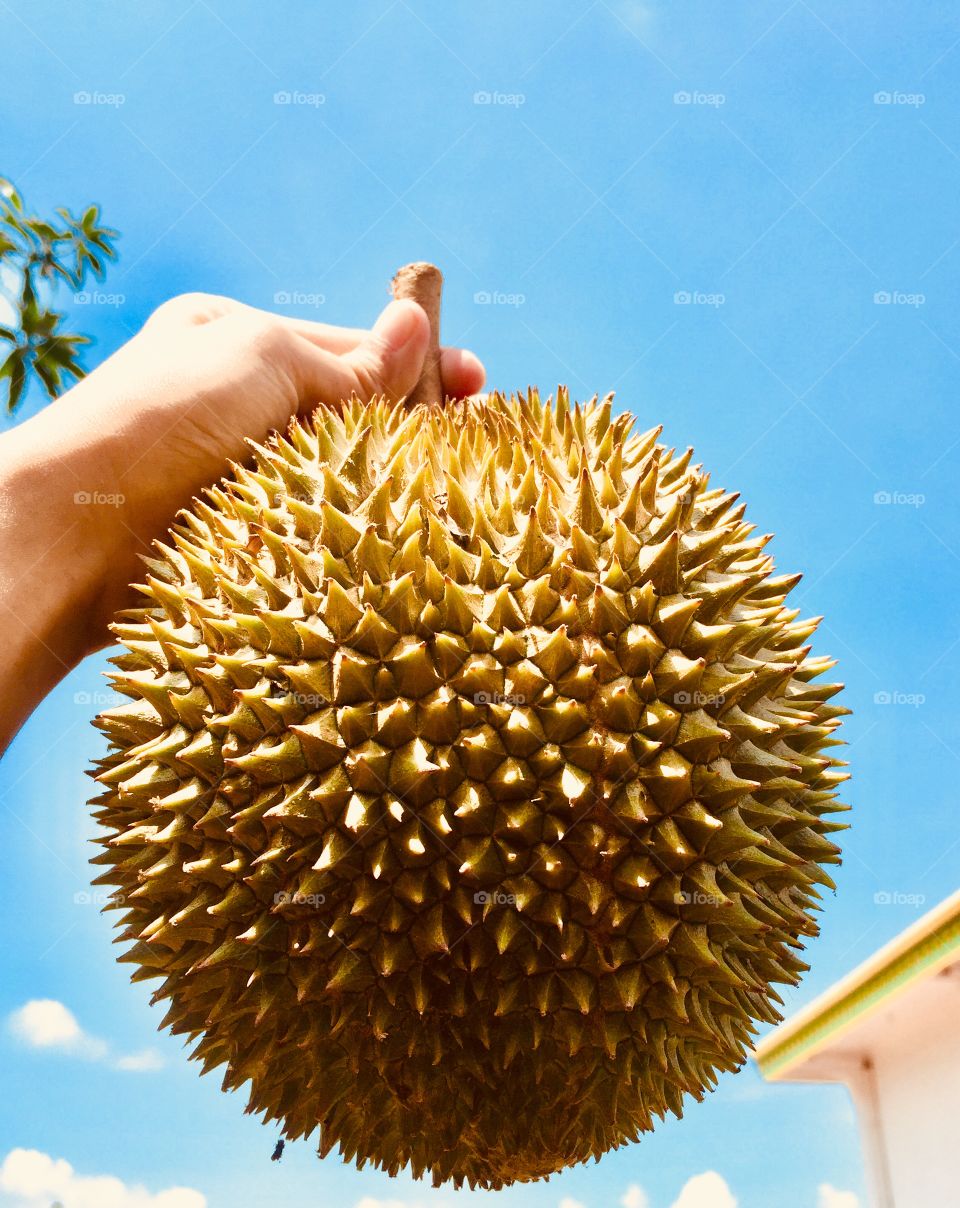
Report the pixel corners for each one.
[90,389,848,1190]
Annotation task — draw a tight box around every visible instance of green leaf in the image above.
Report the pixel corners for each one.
[27,218,58,241]
[2,211,29,242]
[89,234,117,259]
[1,345,29,413]
[0,184,118,411]
[0,178,22,212]
[34,352,62,397]
[18,274,44,333]
[32,309,61,339]
[38,331,87,388]
[0,345,22,377]
[9,356,27,410]
[48,260,76,284]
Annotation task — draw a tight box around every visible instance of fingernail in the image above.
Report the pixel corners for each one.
[372,299,422,349]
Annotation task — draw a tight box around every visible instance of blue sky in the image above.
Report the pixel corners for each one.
[2,2,959,1206]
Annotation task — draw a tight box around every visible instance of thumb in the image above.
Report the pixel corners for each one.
[289,299,430,412]
[340,299,430,402]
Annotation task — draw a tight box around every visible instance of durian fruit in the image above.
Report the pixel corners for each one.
[90,265,848,1191]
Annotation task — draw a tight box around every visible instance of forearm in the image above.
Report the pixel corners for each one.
[0,408,121,751]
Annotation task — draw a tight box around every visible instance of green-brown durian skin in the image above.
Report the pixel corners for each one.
[91,390,848,1190]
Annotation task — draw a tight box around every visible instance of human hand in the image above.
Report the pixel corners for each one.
[0,293,485,751]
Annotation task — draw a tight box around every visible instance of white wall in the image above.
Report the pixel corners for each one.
[869,980,960,1207]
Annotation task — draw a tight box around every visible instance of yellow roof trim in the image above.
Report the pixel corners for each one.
[755,888,960,1080]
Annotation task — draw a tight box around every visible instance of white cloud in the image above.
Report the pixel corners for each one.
[818,1186,860,1208]
[670,1171,738,1208]
[113,1049,165,1073]
[0,1148,205,1208]
[7,1000,163,1073]
[0,264,17,328]
[355,1195,587,1208]
[352,1196,497,1208]
[354,1200,428,1208]
[7,1001,106,1060]
[621,1186,651,1208]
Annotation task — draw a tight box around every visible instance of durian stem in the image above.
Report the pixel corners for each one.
[392,262,443,407]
